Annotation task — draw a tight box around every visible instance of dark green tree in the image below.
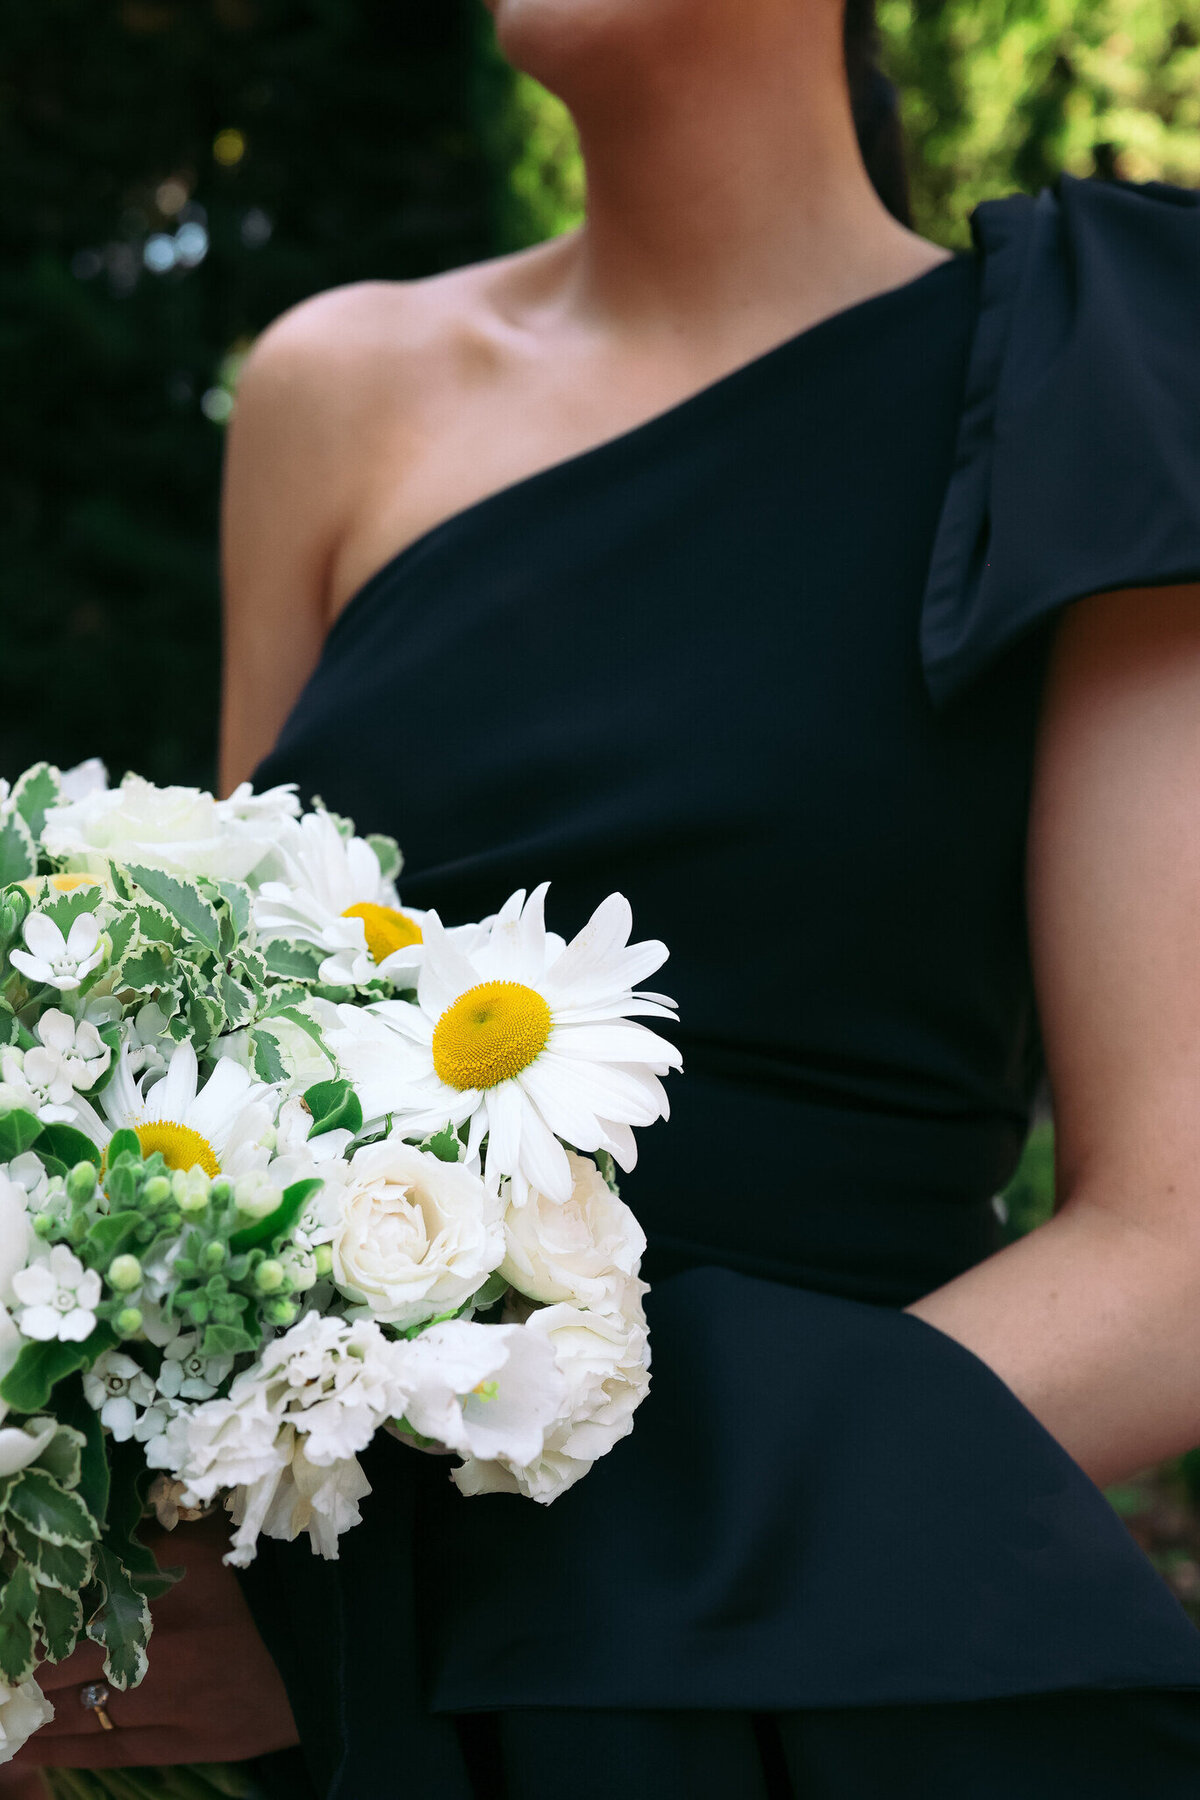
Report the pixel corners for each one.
[0,0,495,789]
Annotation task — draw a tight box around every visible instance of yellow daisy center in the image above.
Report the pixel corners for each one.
[18,874,99,896]
[432,981,552,1092]
[135,1122,220,1177]
[341,902,423,964]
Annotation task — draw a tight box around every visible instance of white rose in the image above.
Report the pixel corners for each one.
[454,1300,651,1504]
[41,773,274,883]
[331,1140,504,1329]
[0,1675,53,1764]
[500,1151,647,1315]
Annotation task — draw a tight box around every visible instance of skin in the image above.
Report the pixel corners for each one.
[11,0,1200,1779]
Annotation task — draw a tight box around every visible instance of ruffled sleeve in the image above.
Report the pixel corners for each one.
[920,171,1200,708]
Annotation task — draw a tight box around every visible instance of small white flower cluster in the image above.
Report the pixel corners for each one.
[0,761,676,1751]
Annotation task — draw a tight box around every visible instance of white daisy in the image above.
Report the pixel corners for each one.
[254,810,429,989]
[73,1038,276,1180]
[343,886,681,1206]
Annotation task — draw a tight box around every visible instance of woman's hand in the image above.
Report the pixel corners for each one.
[0,1512,299,1773]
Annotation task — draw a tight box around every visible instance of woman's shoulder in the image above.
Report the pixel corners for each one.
[919,172,1200,709]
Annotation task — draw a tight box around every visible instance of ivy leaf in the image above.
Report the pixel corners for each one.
[103,907,138,975]
[132,899,179,946]
[0,812,36,885]
[12,763,61,842]
[218,971,255,1031]
[426,1123,462,1164]
[263,938,324,982]
[46,1379,108,1529]
[124,865,221,954]
[118,944,177,994]
[0,1324,117,1414]
[7,1467,98,1549]
[0,1565,38,1684]
[303,1078,362,1140]
[86,1546,151,1690]
[249,1027,287,1084]
[30,1423,86,1491]
[366,832,403,883]
[5,1514,93,1595]
[33,1579,83,1662]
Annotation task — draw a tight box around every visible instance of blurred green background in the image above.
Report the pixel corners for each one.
[3,0,1200,1602]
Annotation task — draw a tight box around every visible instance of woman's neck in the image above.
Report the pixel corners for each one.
[506,3,929,347]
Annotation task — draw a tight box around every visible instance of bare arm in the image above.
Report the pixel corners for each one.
[907,584,1200,1488]
[218,283,408,794]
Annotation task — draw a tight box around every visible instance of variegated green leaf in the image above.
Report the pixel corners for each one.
[33,1578,83,1662]
[0,1565,38,1683]
[7,1467,97,1549]
[86,1546,152,1690]
[12,763,61,842]
[124,865,221,953]
[0,812,36,886]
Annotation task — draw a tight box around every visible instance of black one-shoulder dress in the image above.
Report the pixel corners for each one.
[244,172,1200,1798]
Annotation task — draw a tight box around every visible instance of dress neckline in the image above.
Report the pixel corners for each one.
[327,248,976,648]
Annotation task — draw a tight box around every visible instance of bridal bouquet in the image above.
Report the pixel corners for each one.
[0,760,678,1760]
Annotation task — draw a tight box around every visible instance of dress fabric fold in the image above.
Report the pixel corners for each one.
[919,172,1200,707]
[244,173,1200,1797]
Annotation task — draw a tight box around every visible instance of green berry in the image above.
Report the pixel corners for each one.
[108,1254,142,1292]
[66,1161,97,1203]
[142,1175,172,1207]
[313,1243,333,1277]
[254,1258,285,1294]
[261,1297,297,1327]
[115,1306,143,1337]
[200,1240,227,1273]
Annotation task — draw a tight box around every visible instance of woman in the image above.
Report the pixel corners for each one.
[13,0,1200,1793]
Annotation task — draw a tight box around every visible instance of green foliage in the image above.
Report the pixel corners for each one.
[998,1115,1056,1240]
[878,0,1200,245]
[0,0,496,790]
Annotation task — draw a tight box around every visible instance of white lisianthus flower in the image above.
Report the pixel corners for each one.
[41,773,277,882]
[0,1675,54,1765]
[73,1039,276,1181]
[331,1140,504,1329]
[346,885,681,1205]
[253,809,430,990]
[500,1151,647,1316]
[396,1317,567,1469]
[154,1331,233,1403]
[83,1350,160,1441]
[454,1302,651,1504]
[12,1244,101,1342]
[9,910,104,993]
[0,1175,33,1305]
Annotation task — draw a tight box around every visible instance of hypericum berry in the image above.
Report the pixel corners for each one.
[66,1161,97,1204]
[108,1254,142,1292]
